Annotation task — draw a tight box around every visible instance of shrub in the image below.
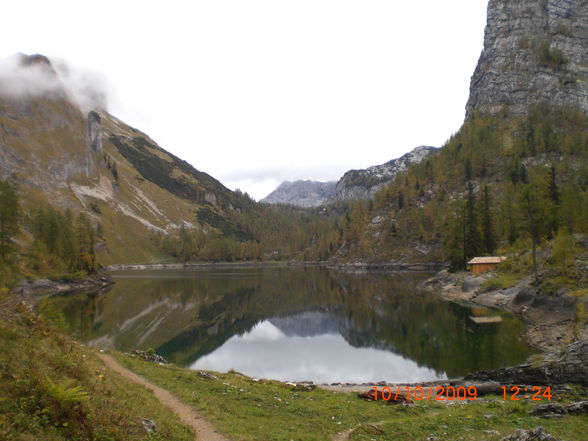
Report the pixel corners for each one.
[538,42,566,70]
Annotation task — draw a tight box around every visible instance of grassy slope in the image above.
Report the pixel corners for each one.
[0,290,193,441]
[1,90,256,265]
[115,353,588,441]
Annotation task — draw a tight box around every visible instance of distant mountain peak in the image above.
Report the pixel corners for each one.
[17,53,54,69]
[260,180,337,207]
[262,146,438,207]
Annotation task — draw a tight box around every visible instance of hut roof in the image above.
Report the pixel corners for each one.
[467,256,507,265]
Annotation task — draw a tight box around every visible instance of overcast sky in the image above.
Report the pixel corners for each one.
[1,0,489,200]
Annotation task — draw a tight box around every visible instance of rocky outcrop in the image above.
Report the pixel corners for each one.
[87,110,102,153]
[260,180,336,207]
[13,273,114,303]
[0,55,94,182]
[131,349,168,364]
[500,427,562,441]
[331,146,437,201]
[530,401,588,417]
[465,339,588,385]
[466,0,588,118]
[423,269,581,351]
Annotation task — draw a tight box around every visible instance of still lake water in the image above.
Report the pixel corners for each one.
[41,267,534,383]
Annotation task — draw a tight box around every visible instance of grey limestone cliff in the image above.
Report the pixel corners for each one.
[330,146,438,201]
[466,0,588,118]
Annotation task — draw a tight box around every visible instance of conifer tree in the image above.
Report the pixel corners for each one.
[445,197,467,271]
[0,179,19,261]
[552,228,575,275]
[465,158,472,181]
[521,184,542,282]
[547,165,560,205]
[465,183,482,260]
[481,185,496,254]
[75,213,97,273]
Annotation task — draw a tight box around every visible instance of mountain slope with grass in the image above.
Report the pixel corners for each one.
[0,289,193,441]
[0,54,324,266]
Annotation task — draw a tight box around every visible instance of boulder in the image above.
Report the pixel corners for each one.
[131,350,168,364]
[500,427,562,441]
[529,403,566,417]
[465,340,588,386]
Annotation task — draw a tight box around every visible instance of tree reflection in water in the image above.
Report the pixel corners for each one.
[40,267,534,382]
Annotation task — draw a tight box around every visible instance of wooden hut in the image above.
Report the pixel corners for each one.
[467,256,506,275]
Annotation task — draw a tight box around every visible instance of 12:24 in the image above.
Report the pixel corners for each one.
[501,386,552,401]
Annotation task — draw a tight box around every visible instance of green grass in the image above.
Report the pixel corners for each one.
[114,353,588,441]
[0,290,193,441]
[479,273,521,292]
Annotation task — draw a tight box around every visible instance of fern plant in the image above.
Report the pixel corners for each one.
[44,375,89,407]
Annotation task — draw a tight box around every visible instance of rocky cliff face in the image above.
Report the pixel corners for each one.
[466,0,588,118]
[331,146,437,201]
[87,110,102,153]
[260,180,336,207]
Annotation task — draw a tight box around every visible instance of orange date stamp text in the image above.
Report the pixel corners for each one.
[370,385,552,401]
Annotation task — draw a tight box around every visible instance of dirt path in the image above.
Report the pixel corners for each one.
[97,353,231,441]
[333,422,384,441]
[332,427,354,441]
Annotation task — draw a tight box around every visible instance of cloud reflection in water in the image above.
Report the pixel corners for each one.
[191,320,446,383]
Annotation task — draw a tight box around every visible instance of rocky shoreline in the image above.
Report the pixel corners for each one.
[319,268,588,393]
[423,270,583,352]
[105,261,320,271]
[105,260,443,272]
[326,261,443,272]
[13,273,114,304]
[421,269,588,388]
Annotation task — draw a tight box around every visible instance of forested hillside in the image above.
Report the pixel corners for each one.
[338,106,588,268]
[156,202,341,262]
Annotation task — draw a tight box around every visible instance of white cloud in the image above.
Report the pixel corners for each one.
[0,54,110,113]
[0,54,62,98]
[0,0,489,197]
[52,58,110,112]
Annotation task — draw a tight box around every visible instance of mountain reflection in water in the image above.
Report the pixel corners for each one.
[40,267,534,382]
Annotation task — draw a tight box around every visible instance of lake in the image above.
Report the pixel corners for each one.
[40,267,534,383]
